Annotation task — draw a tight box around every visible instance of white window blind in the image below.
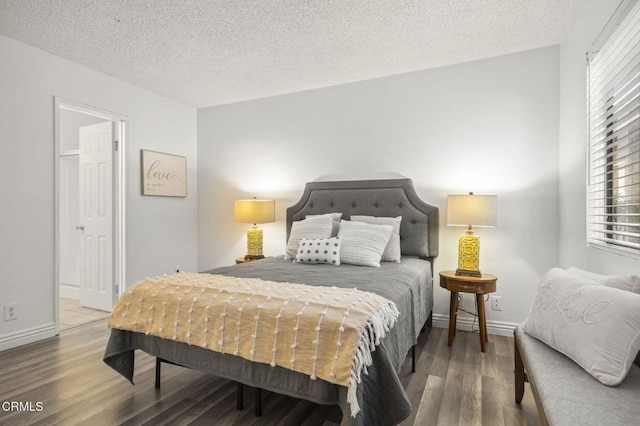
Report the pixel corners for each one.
[587,0,640,257]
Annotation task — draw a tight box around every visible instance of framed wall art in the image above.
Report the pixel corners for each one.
[141,149,187,197]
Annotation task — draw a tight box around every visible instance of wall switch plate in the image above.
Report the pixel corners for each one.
[491,296,502,311]
[4,303,18,321]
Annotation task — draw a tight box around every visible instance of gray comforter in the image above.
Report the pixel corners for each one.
[103,256,433,425]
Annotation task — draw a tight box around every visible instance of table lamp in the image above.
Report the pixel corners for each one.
[234,198,275,260]
[447,193,497,276]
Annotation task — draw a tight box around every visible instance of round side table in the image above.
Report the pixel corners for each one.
[439,270,497,352]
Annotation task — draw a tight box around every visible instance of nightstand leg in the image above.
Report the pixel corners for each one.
[483,314,488,342]
[448,291,458,346]
[476,293,487,352]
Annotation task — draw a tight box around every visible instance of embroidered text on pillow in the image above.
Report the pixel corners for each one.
[533,284,610,326]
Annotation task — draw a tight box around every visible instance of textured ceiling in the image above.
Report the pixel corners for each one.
[0,0,577,108]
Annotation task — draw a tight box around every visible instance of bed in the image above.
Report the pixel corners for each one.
[104,178,439,425]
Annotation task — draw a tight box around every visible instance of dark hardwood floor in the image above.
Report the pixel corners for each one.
[0,319,540,425]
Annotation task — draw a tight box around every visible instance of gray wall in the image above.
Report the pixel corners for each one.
[0,35,198,350]
[197,45,561,332]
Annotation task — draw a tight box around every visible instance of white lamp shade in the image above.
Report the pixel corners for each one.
[234,199,275,224]
[447,194,497,227]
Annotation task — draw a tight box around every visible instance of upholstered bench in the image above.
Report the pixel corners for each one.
[514,267,640,426]
[514,325,640,425]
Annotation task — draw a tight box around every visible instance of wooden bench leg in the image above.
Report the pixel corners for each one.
[514,332,525,403]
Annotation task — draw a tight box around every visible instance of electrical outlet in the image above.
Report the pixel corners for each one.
[4,303,18,321]
[491,296,502,311]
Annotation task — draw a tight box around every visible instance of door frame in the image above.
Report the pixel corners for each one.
[54,97,127,333]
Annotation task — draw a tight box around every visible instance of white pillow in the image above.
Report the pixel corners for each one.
[305,213,342,237]
[294,237,341,265]
[351,215,402,263]
[337,220,393,267]
[285,215,333,260]
[523,268,640,386]
[566,267,640,294]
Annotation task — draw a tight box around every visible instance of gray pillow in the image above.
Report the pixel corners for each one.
[523,268,640,386]
[351,215,402,263]
[337,220,393,268]
[285,215,333,260]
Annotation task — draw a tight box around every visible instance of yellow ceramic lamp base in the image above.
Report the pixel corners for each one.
[456,234,481,277]
[245,228,264,259]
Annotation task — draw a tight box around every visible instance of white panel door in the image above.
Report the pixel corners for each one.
[78,121,114,311]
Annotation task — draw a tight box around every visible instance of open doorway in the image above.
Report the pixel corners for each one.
[54,98,126,332]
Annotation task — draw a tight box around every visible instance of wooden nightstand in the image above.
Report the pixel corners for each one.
[439,270,497,352]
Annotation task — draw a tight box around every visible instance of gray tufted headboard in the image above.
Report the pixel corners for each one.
[286,179,439,260]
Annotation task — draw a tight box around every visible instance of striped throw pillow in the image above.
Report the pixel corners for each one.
[337,220,393,267]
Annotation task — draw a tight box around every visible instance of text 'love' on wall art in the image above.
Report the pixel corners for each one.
[141,149,187,197]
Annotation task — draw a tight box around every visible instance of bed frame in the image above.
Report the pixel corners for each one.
[150,178,439,422]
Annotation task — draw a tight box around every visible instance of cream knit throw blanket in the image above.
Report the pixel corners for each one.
[108,272,399,416]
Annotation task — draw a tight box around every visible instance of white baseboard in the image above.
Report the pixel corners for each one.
[432,313,516,337]
[60,283,79,299]
[0,323,57,352]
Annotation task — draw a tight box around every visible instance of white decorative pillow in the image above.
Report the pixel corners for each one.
[294,237,341,265]
[306,213,342,237]
[351,215,402,263]
[285,215,333,260]
[522,268,640,386]
[337,220,393,267]
[566,267,640,294]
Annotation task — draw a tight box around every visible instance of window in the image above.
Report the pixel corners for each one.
[587,0,640,257]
